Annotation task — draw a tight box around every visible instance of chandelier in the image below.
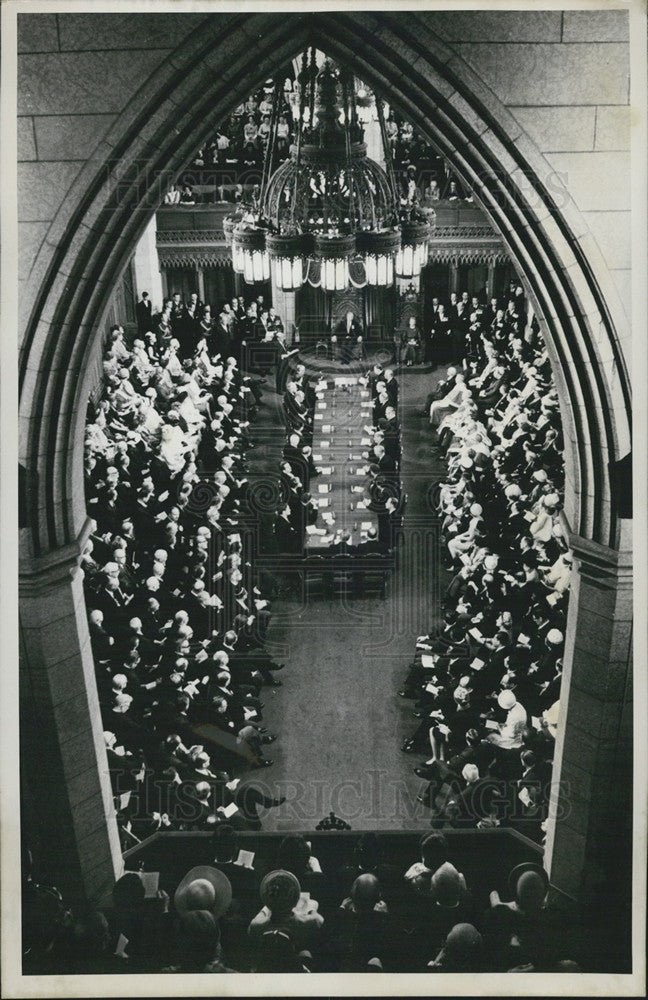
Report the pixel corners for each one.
[228,51,435,291]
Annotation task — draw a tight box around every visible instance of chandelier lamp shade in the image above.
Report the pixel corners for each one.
[396,219,433,279]
[266,232,314,291]
[231,225,270,282]
[226,51,434,290]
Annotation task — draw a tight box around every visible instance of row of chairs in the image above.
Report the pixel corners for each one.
[301,554,393,600]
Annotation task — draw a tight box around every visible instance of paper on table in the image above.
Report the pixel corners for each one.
[317,484,330,494]
[317,402,327,409]
[314,412,323,420]
[320,466,332,474]
[355,500,368,509]
[425,683,439,695]
[351,486,364,493]
[234,849,255,870]
[317,498,330,507]
[320,441,330,449]
[355,468,365,475]
[313,454,322,462]
[322,425,333,433]
[361,521,373,530]
[485,719,500,731]
[361,437,371,445]
[226,778,240,791]
[306,524,318,535]
[468,628,484,641]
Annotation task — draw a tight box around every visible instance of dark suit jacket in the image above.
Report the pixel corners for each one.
[335,316,363,338]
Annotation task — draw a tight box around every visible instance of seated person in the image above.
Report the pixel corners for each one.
[248,870,324,952]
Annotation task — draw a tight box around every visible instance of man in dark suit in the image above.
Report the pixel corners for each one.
[335,310,363,365]
[136,292,153,335]
[383,369,398,406]
[274,505,301,553]
[353,526,386,555]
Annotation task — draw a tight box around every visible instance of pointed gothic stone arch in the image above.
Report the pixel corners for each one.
[19,10,631,565]
[17,11,633,906]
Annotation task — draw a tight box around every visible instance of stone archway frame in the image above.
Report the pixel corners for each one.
[19,10,631,566]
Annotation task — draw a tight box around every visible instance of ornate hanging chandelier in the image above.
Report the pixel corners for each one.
[228,51,434,291]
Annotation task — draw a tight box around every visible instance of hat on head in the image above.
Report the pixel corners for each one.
[544,493,560,508]
[547,628,564,645]
[460,456,473,470]
[533,469,548,482]
[260,870,301,913]
[507,862,549,907]
[484,554,498,570]
[174,866,232,920]
[505,484,521,499]
[497,689,517,710]
[462,763,479,783]
[445,923,483,959]
[113,692,133,712]
[177,909,220,957]
[191,580,205,595]
[470,503,482,516]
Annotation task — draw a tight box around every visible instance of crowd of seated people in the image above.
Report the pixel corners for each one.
[22,831,582,974]
[181,79,295,188]
[399,284,568,842]
[83,292,297,845]
[386,112,471,204]
[164,84,471,205]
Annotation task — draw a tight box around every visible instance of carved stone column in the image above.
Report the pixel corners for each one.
[545,524,633,909]
[20,521,122,905]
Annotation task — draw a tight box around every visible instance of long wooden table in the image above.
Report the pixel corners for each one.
[305,376,379,551]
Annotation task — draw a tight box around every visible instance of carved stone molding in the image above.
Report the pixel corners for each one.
[428,247,510,265]
[158,250,233,269]
[156,229,226,243]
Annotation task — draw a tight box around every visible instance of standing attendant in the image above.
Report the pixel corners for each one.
[136,292,153,336]
[335,310,363,365]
